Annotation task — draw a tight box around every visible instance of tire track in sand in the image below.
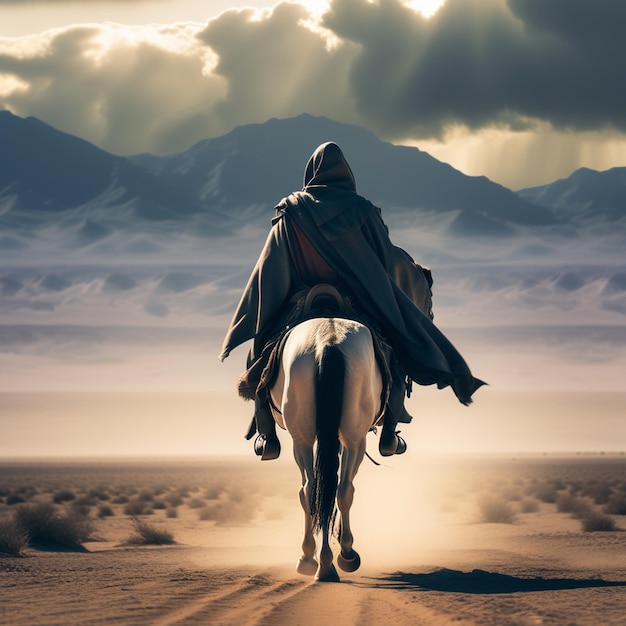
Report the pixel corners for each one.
[152,573,310,626]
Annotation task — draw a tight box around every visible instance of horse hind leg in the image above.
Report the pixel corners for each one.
[294,446,318,577]
[316,520,340,582]
[336,441,365,572]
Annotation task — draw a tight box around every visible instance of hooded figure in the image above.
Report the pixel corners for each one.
[220,142,484,459]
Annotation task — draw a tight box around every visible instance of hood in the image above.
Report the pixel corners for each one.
[303,142,357,192]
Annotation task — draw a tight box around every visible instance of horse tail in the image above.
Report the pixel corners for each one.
[311,344,344,535]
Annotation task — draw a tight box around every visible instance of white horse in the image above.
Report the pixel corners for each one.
[269,314,383,582]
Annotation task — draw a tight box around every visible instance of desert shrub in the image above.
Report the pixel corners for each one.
[6,494,26,506]
[477,495,517,524]
[74,494,98,507]
[97,505,114,518]
[0,517,29,556]
[69,502,92,518]
[14,502,93,550]
[519,498,539,513]
[87,487,110,502]
[582,483,613,505]
[165,507,178,519]
[16,486,38,500]
[198,507,212,521]
[123,499,152,516]
[532,483,558,504]
[187,497,206,509]
[604,493,626,516]
[52,489,76,504]
[111,495,129,505]
[556,494,592,518]
[581,512,617,532]
[568,481,582,495]
[125,517,175,545]
[165,493,183,508]
[151,499,167,510]
[204,485,224,500]
[137,489,154,502]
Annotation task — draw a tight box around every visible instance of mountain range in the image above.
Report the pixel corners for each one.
[2,110,624,247]
[0,110,625,401]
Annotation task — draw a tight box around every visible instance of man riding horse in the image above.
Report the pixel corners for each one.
[219,142,484,460]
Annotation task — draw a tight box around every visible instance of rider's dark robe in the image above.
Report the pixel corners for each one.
[219,143,484,406]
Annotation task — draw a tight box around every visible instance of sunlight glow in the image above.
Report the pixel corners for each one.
[403,0,446,17]
[297,0,445,19]
[0,73,28,98]
[406,124,626,189]
[297,0,330,17]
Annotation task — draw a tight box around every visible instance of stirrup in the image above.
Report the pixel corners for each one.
[254,433,281,461]
[379,432,407,457]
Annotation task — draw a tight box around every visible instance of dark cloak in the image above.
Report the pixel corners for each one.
[220,142,484,405]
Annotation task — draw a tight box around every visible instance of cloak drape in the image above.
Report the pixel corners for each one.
[220,142,484,405]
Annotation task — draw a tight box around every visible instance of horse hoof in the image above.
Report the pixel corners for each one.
[296,557,318,576]
[315,564,340,583]
[337,550,361,572]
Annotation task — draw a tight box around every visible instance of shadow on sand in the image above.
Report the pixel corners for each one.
[369,568,626,594]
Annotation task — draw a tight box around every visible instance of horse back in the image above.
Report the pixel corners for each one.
[274,318,383,444]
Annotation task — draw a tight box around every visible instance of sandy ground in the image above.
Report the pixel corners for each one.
[1,455,626,625]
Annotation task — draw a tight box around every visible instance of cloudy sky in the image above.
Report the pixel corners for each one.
[1,0,625,189]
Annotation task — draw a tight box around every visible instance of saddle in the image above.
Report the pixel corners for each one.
[237,284,394,429]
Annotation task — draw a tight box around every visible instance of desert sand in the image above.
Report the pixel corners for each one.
[1,454,626,625]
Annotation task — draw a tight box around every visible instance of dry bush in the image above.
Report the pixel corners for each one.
[69,501,93,518]
[556,494,592,519]
[531,483,558,504]
[125,517,175,545]
[165,493,184,508]
[52,489,76,504]
[604,493,626,516]
[137,489,154,502]
[14,502,93,550]
[87,487,110,502]
[175,486,191,498]
[6,494,26,506]
[581,512,617,532]
[0,516,29,556]
[519,498,539,513]
[151,499,167,510]
[204,484,224,500]
[123,499,153,516]
[477,495,517,524]
[165,507,178,519]
[582,482,613,505]
[97,505,114,518]
[197,507,213,521]
[187,497,206,509]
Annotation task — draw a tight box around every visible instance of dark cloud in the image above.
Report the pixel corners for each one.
[323,0,626,139]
